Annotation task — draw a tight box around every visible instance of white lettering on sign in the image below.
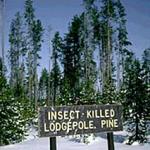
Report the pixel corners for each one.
[48,110,80,120]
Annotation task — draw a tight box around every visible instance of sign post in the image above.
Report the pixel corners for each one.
[50,137,56,150]
[38,104,122,150]
[107,132,114,150]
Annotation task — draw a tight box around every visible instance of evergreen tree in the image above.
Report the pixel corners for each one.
[8,9,34,117]
[79,0,97,104]
[50,32,61,105]
[0,59,27,145]
[8,12,25,96]
[99,0,116,94]
[142,48,150,119]
[60,16,84,104]
[24,0,35,103]
[123,54,148,144]
[94,0,131,98]
[24,0,43,109]
[32,19,43,108]
[38,68,49,103]
[142,48,150,87]
[115,0,131,91]
[95,0,127,147]
[82,0,97,86]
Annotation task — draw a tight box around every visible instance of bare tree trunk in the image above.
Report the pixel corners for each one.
[47,26,52,106]
[106,1,114,149]
[99,42,103,93]
[34,69,38,110]
[0,0,5,69]
[117,50,121,91]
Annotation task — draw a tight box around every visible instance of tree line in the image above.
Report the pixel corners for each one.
[0,0,149,146]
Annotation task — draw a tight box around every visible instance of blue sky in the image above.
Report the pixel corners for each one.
[4,0,150,73]
[122,0,150,56]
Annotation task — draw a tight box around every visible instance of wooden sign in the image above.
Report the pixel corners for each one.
[38,104,123,137]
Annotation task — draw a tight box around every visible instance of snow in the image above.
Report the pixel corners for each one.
[1,132,150,150]
[24,126,37,141]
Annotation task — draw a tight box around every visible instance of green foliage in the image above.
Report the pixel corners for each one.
[24,0,43,107]
[0,88,34,145]
[78,80,97,104]
[142,48,150,120]
[8,12,25,90]
[122,54,148,144]
[0,90,23,145]
[38,68,49,102]
[101,83,117,104]
[24,0,35,25]
[48,32,62,106]
[3,0,150,146]
[0,60,33,145]
[2,0,43,145]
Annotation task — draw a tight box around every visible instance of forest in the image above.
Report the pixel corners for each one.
[0,0,150,146]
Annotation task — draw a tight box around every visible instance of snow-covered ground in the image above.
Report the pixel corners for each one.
[1,131,150,150]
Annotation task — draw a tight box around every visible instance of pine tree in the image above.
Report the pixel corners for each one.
[142,48,150,120]
[24,0,35,102]
[142,48,150,88]
[123,54,148,144]
[96,0,122,148]
[0,58,27,145]
[94,0,131,99]
[24,0,43,109]
[50,32,61,105]
[115,0,131,91]
[80,0,97,104]
[32,19,43,109]
[60,16,84,104]
[8,12,25,97]
[99,0,116,94]
[82,0,97,84]
[119,51,133,120]
[38,68,49,103]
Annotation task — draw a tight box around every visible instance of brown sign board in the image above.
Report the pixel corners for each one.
[38,104,123,137]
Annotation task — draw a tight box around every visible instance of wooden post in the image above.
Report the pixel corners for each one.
[107,132,115,150]
[49,88,57,150]
[50,50,57,150]
[50,137,56,150]
[47,26,57,150]
[49,84,57,150]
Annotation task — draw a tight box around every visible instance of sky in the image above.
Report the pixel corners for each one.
[4,0,150,74]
